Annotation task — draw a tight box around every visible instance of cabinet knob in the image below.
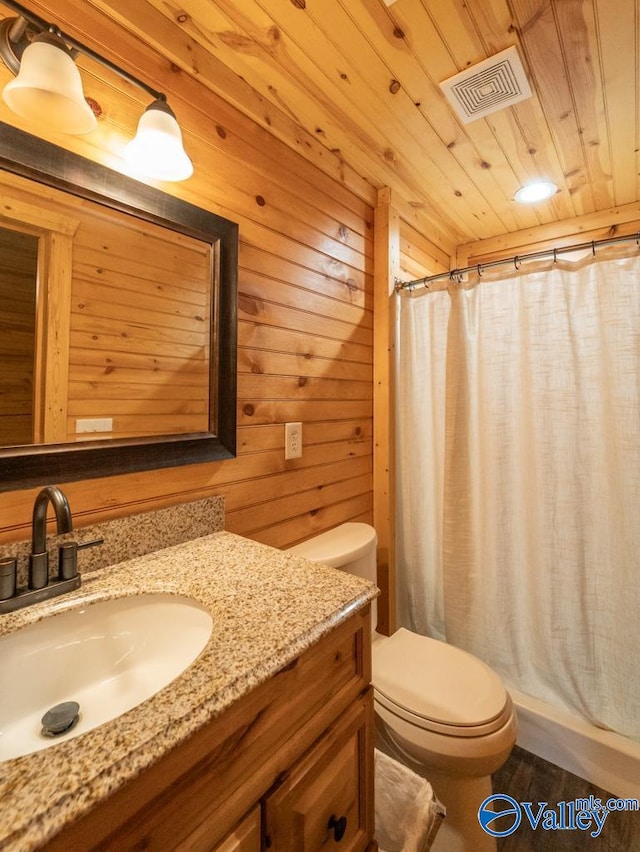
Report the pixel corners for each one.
[328,814,347,842]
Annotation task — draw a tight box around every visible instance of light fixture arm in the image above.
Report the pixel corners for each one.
[0,15,30,73]
[0,0,164,102]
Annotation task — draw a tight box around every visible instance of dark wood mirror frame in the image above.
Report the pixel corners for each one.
[0,121,237,491]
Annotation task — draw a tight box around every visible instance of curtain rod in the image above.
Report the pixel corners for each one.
[396,231,640,292]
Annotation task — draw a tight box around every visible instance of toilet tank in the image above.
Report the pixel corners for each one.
[287,524,379,628]
[287,523,378,582]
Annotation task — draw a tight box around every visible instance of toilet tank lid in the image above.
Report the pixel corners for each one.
[373,629,509,727]
[287,523,377,568]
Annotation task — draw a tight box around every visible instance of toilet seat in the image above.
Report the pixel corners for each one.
[373,629,513,738]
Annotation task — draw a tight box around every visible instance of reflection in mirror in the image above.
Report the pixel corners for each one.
[0,225,38,446]
[0,121,238,492]
[0,199,214,447]
[66,210,213,442]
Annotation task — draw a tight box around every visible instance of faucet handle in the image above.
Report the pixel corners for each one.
[0,557,17,601]
[77,537,104,552]
[58,542,78,581]
[57,537,103,581]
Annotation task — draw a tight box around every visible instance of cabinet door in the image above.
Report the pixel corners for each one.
[263,691,374,852]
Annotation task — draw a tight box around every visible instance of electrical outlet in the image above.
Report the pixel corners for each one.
[285,422,302,459]
[75,417,113,433]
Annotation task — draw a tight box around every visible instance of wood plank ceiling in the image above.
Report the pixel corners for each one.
[5,0,640,252]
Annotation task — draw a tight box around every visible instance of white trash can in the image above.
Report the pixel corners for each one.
[374,748,446,852]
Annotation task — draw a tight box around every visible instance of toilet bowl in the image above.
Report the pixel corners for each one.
[288,522,517,852]
[373,628,516,777]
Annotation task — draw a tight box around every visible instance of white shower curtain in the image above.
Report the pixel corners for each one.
[396,251,640,741]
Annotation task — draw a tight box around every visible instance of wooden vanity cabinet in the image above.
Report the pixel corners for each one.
[43,606,375,852]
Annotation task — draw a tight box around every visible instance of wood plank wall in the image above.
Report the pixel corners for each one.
[0,0,375,550]
[458,204,640,266]
[399,220,452,284]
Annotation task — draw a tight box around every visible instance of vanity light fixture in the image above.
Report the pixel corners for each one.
[2,24,97,134]
[0,0,193,182]
[124,97,194,182]
[514,180,558,204]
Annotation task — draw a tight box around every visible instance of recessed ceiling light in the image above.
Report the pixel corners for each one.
[514,180,558,204]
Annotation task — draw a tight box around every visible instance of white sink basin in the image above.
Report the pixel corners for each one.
[0,593,213,761]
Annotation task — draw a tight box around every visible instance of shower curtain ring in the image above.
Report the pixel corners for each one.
[477,264,483,278]
[592,241,596,257]
[553,248,558,264]
[514,256,521,270]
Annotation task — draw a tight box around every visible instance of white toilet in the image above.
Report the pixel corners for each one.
[288,522,517,852]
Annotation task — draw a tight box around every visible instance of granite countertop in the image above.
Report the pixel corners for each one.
[0,531,377,852]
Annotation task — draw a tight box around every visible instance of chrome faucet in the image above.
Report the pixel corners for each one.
[30,486,74,590]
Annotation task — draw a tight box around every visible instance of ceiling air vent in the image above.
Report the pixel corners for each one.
[440,46,532,124]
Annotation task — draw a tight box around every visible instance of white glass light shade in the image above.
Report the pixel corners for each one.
[124,99,193,182]
[3,36,96,135]
[514,180,558,204]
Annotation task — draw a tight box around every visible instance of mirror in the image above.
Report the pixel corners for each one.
[0,121,238,491]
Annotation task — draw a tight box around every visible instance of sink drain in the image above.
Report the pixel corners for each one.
[41,701,80,737]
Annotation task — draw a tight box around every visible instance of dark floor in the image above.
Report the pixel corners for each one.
[492,747,639,851]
